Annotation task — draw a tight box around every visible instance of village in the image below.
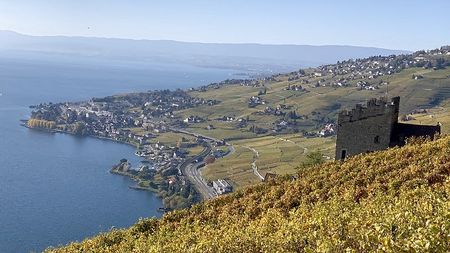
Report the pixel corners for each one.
[29,89,236,207]
[27,46,450,209]
[284,46,450,89]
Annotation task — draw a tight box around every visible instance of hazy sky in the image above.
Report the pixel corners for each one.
[0,0,448,50]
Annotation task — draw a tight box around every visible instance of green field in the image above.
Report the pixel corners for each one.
[131,65,450,188]
[401,99,450,134]
[168,66,450,187]
[202,135,335,189]
[181,67,450,123]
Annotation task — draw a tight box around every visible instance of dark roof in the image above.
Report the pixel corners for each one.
[263,173,278,182]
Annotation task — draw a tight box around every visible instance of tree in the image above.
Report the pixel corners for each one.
[258,88,267,96]
[73,122,85,136]
[27,119,56,129]
[287,110,298,120]
[435,58,446,70]
[299,151,325,169]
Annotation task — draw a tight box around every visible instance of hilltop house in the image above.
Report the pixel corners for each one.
[335,96,441,160]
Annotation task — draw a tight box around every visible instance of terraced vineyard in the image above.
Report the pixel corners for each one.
[174,55,450,188]
[202,134,335,188]
[47,135,450,252]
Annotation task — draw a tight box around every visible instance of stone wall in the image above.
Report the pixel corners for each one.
[335,96,441,160]
[335,110,393,160]
[335,97,400,160]
[391,123,441,146]
[337,97,399,124]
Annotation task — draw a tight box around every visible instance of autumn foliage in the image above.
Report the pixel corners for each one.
[27,119,56,129]
[47,136,450,252]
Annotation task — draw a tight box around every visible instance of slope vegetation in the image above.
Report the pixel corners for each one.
[178,49,450,187]
[48,136,450,252]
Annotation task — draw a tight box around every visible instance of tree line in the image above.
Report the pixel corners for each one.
[27,118,56,129]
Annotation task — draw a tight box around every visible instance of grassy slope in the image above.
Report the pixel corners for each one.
[183,68,450,128]
[176,67,450,188]
[202,134,335,188]
[48,136,450,252]
[401,99,450,134]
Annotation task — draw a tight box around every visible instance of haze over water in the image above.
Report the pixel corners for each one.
[0,57,236,252]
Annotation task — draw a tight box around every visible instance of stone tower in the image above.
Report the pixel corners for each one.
[335,96,440,160]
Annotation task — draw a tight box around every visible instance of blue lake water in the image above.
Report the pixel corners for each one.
[0,57,237,252]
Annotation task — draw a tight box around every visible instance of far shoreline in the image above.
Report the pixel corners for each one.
[21,122,138,148]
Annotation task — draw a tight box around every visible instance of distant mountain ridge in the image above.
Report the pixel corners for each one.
[0,30,410,73]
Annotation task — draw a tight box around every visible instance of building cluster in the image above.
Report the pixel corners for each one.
[29,90,220,171]
[287,71,306,81]
[285,84,305,91]
[263,106,285,116]
[356,80,386,91]
[318,123,336,137]
[31,89,218,136]
[273,120,291,132]
[193,79,261,92]
[183,115,205,124]
[217,116,236,122]
[212,179,232,195]
[134,141,187,171]
[248,96,266,107]
[285,46,450,89]
[300,123,336,138]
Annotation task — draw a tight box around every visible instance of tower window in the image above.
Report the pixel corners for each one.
[374,135,380,144]
[340,149,347,160]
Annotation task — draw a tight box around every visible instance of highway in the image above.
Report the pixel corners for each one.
[170,125,235,200]
[177,141,218,200]
[184,162,217,199]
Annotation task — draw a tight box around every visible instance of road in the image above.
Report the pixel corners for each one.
[178,143,217,200]
[243,146,264,181]
[156,124,236,200]
[170,127,225,144]
[184,162,217,199]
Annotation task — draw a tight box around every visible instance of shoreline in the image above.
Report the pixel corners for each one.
[23,123,159,189]
[23,122,204,209]
[110,169,158,193]
[22,122,138,148]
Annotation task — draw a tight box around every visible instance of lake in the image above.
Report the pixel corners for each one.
[0,57,237,252]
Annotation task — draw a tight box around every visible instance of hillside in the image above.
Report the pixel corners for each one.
[0,30,409,73]
[182,48,450,135]
[177,47,450,188]
[47,135,450,252]
[28,47,450,197]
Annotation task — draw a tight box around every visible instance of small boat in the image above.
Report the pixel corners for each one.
[157,207,171,212]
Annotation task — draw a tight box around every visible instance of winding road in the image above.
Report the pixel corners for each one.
[242,146,264,181]
[173,127,234,200]
[177,143,217,200]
